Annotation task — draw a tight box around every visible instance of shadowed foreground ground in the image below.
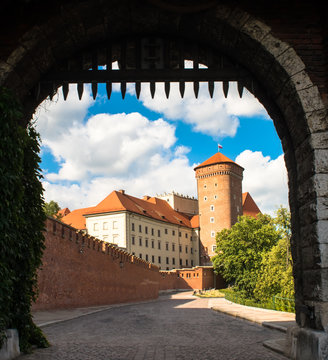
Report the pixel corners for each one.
[21,293,287,360]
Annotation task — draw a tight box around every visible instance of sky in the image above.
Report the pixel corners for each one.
[33,76,288,215]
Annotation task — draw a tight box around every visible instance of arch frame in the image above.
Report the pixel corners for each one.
[0,2,327,358]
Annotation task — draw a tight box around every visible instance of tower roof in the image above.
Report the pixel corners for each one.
[194,152,243,171]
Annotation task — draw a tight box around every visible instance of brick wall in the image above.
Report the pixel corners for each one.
[159,267,225,291]
[33,219,223,310]
[33,218,160,310]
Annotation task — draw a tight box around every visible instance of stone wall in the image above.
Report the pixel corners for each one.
[159,267,225,291]
[33,218,160,310]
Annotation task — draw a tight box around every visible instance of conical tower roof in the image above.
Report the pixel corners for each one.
[194,152,243,171]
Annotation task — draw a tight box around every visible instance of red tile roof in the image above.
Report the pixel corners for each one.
[194,152,242,170]
[57,207,70,217]
[242,192,261,217]
[190,215,199,228]
[61,206,95,229]
[62,190,198,230]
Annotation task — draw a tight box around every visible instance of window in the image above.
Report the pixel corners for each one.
[179,245,182,253]
[103,222,108,230]
[139,224,142,232]
[172,230,175,236]
[112,234,118,244]
[172,258,175,265]
[132,252,135,255]
[212,245,217,252]
[146,254,149,261]
[214,195,218,200]
[179,232,181,237]
[185,233,188,238]
[165,228,168,234]
[210,205,214,211]
[139,253,142,259]
[158,229,161,237]
[139,237,142,246]
[210,217,214,223]
[145,226,148,234]
[204,184,207,188]
[145,239,148,247]
[103,235,108,241]
[190,236,193,241]
[191,260,194,267]
[204,196,207,201]
[132,223,135,231]
[186,259,188,266]
[179,259,182,266]
[151,228,154,236]
[185,245,188,254]
[158,256,161,263]
[215,183,217,187]
[113,221,118,229]
[151,240,154,248]
[152,255,155,263]
[132,236,135,245]
[166,257,169,264]
[93,223,99,231]
[158,241,161,250]
[166,267,169,270]
[172,243,175,251]
[211,231,215,237]
[165,242,169,251]
[191,247,193,254]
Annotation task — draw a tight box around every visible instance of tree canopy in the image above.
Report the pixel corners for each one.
[43,200,61,219]
[212,208,294,302]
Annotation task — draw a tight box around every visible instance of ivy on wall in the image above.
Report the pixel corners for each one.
[0,87,49,352]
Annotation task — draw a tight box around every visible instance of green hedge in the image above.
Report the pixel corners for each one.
[219,288,295,313]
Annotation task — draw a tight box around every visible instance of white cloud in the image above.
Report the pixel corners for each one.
[125,81,268,139]
[235,150,288,215]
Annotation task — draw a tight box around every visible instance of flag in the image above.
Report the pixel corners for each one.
[218,144,223,152]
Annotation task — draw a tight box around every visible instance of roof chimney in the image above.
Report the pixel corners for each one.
[118,189,125,194]
[143,195,150,200]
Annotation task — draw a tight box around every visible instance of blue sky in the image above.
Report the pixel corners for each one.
[35,81,288,214]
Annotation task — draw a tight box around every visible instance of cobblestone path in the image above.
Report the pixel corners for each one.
[20,294,286,360]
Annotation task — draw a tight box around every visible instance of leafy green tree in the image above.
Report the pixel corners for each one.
[212,214,280,298]
[43,200,61,219]
[254,207,294,303]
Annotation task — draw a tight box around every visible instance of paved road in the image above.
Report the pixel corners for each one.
[20,293,286,360]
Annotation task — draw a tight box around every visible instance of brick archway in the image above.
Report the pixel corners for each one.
[1,1,327,358]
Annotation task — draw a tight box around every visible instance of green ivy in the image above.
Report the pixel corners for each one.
[0,87,49,352]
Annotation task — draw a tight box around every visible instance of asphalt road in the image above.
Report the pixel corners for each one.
[20,293,286,360]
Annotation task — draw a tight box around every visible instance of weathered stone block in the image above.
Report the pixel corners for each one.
[314,149,328,173]
[303,269,328,301]
[307,109,328,133]
[298,86,326,114]
[314,174,328,198]
[0,329,20,360]
[241,17,271,43]
[276,47,306,78]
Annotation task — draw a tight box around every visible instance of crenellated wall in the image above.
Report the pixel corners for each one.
[33,218,160,310]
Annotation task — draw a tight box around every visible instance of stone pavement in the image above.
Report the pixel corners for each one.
[20,292,291,360]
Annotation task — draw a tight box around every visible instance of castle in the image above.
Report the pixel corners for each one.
[61,151,260,269]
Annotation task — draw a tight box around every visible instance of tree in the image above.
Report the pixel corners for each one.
[212,214,281,298]
[43,200,61,219]
[254,207,294,303]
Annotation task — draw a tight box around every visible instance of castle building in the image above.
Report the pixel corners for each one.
[61,151,260,269]
[194,152,244,265]
[62,190,200,270]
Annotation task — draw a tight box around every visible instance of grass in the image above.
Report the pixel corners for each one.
[194,289,225,298]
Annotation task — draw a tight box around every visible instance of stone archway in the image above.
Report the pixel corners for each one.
[1,1,327,358]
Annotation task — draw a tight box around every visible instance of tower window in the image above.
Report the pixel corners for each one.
[204,196,207,201]
[210,217,214,223]
[214,195,218,199]
[210,205,214,211]
[211,231,215,237]
[204,184,207,188]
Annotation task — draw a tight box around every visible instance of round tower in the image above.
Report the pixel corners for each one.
[194,151,244,265]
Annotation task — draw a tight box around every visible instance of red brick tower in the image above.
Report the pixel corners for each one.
[194,151,244,265]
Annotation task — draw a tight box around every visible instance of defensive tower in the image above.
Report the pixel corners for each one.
[194,151,244,265]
